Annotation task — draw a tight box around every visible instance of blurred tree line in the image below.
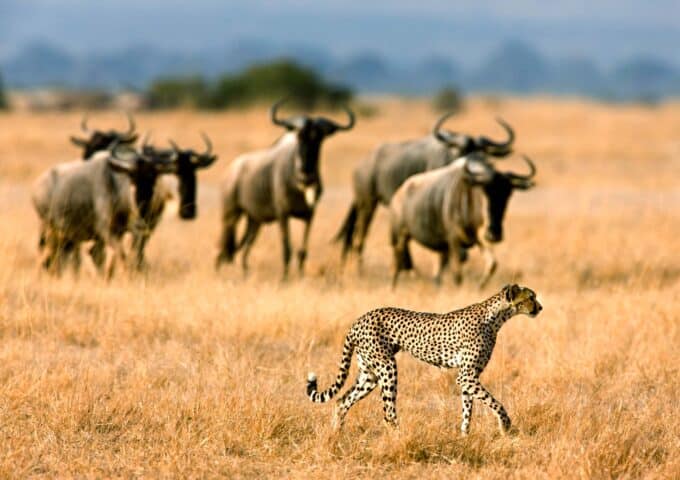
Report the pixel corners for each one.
[147,60,352,110]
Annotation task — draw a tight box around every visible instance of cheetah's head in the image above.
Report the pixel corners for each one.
[504,284,542,317]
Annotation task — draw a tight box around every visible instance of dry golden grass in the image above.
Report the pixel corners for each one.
[0,97,679,478]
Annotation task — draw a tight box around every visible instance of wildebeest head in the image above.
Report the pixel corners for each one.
[433,112,515,158]
[271,99,355,206]
[70,113,139,159]
[463,154,536,243]
[107,144,176,222]
[160,133,218,219]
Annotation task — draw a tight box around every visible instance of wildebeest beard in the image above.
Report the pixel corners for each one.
[132,171,159,224]
[295,125,325,187]
[176,160,198,219]
[482,176,514,243]
[150,133,217,220]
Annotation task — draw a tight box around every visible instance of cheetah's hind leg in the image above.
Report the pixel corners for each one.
[332,355,378,430]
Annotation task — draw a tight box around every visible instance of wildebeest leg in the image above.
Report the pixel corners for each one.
[42,231,63,275]
[104,237,126,280]
[39,247,53,272]
[38,225,55,272]
[69,241,82,277]
[89,238,106,275]
[49,233,76,277]
[278,217,292,281]
[352,201,377,273]
[297,213,315,275]
[435,249,449,285]
[215,211,241,270]
[240,217,261,274]
[448,240,464,285]
[38,223,47,253]
[478,241,497,289]
[337,203,357,265]
[391,229,409,288]
[131,227,149,272]
[402,242,414,271]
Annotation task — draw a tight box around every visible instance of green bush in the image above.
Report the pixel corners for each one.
[147,76,210,109]
[147,60,352,110]
[432,85,463,113]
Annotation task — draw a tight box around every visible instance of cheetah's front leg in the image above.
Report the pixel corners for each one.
[460,392,473,435]
[457,369,510,435]
[376,358,399,427]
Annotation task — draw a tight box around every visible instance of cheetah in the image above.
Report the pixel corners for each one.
[306,284,542,435]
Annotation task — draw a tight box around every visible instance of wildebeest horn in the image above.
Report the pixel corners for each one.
[166,139,181,162]
[124,112,136,138]
[505,155,536,184]
[192,132,218,167]
[478,117,514,155]
[271,98,297,130]
[432,111,456,137]
[70,136,87,147]
[330,106,355,131]
[200,132,213,156]
[432,111,471,148]
[168,139,180,151]
[140,131,152,149]
[80,115,90,133]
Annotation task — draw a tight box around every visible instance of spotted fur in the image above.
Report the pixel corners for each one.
[306,284,542,435]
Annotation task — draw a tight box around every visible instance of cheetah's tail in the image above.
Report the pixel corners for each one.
[306,335,354,403]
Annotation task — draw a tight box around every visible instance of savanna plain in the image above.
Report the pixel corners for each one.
[0,98,678,478]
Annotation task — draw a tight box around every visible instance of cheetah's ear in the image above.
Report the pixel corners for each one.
[504,284,521,302]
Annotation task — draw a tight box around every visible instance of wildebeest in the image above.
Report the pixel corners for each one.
[216,99,355,279]
[389,153,536,287]
[69,125,217,270]
[34,114,139,262]
[335,112,515,269]
[155,133,218,220]
[131,134,217,268]
[69,113,139,159]
[33,146,175,278]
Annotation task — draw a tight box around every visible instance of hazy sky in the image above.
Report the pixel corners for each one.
[2,1,679,66]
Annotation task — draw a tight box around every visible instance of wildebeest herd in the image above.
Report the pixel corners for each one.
[32,100,536,287]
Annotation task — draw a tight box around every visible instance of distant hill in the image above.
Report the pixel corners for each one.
[468,40,551,93]
[2,39,679,100]
[611,56,680,100]
[330,52,395,93]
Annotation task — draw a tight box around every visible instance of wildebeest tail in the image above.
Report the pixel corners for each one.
[307,334,355,403]
[333,203,358,255]
[215,215,239,268]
